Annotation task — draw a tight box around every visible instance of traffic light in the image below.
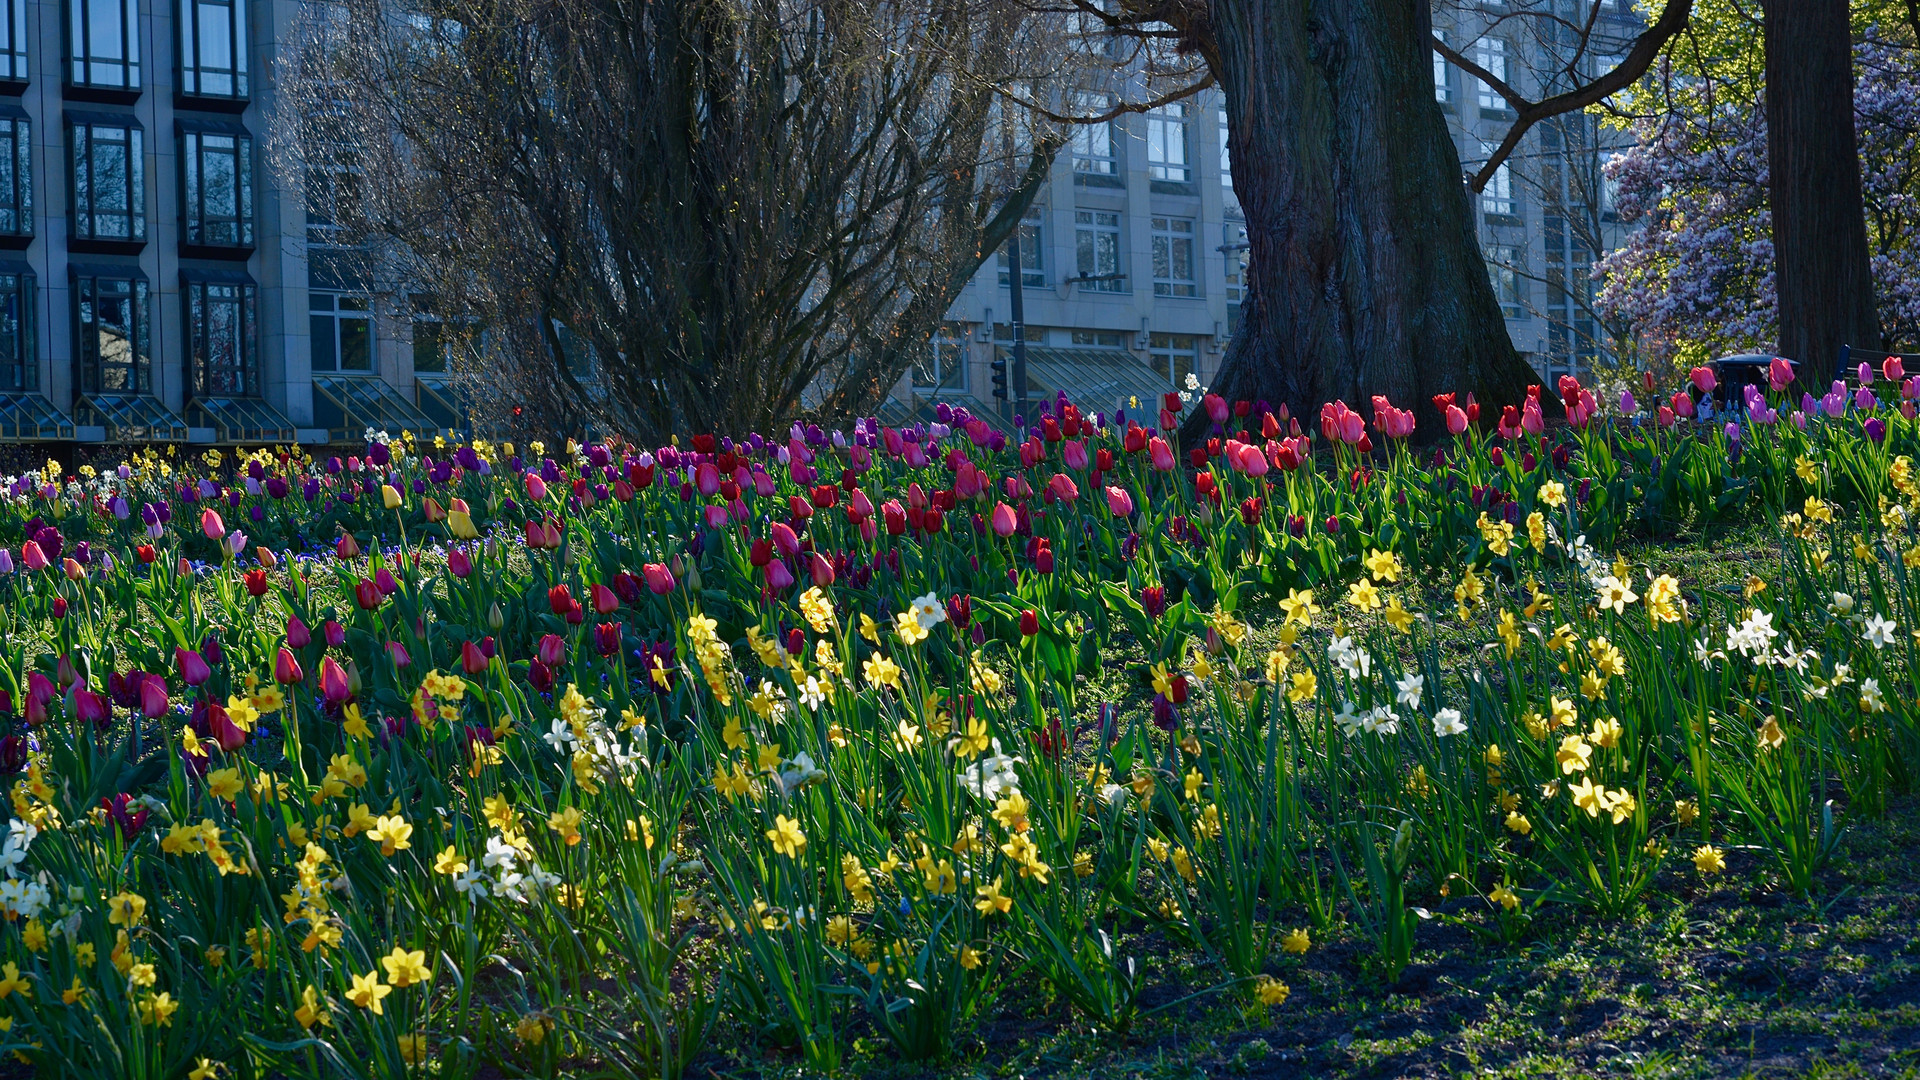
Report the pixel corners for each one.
[990,356,1009,400]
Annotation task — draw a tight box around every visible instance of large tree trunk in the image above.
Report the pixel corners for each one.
[1764,0,1879,373]
[1196,0,1538,436]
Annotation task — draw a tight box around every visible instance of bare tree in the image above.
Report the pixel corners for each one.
[278,0,1099,440]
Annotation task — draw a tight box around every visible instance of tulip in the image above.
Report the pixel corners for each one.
[1019,609,1039,636]
[21,540,46,571]
[765,559,795,590]
[448,509,479,539]
[1047,473,1079,503]
[355,578,382,611]
[461,639,489,675]
[537,633,567,666]
[205,702,247,752]
[139,677,169,719]
[1886,356,1907,383]
[74,690,110,729]
[201,508,226,540]
[243,568,269,596]
[591,583,618,614]
[447,549,472,577]
[809,552,836,587]
[1141,586,1167,619]
[387,641,412,668]
[548,584,574,615]
[525,473,549,501]
[1770,357,1796,392]
[320,657,351,703]
[644,563,675,595]
[770,521,801,558]
[1691,365,1717,394]
[1105,485,1135,518]
[275,648,304,685]
[102,793,150,840]
[990,502,1017,537]
[336,533,361,559]
[177,647,212,686]
[593,622,622,658]
[382,485,402,509]
[1148,437,1176,471]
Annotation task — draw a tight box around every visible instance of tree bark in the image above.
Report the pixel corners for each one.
[1763,0,1880,372]
[1194,0,1539,437]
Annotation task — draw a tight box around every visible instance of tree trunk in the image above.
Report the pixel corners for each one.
[1764,0,1879,373]
[1194,0,1539,438]
[1190,0,1536,434]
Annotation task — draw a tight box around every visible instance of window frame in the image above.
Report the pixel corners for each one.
[1148,332,1199,389]
[179,125,254,251]
[1482,161,1516,217]
[1433,29,1452,103]
[72,269,150,395]
[1475,39,1508,113]
[1485,244,1526,318]
[910,322,967,393]
[66,0,142,93]
[0,267,34,392]
[309,290,375,375]
[0,0,26,84]
[1074,209,1125,293]
[995,210,1046,289]
[1145,103,1190,183]
[185,276,257,397]
[1070,92,1118,176]
[0,114,31,241]
[1150,215,1197,298]
[68,116,145,245]
[176,0,249,102]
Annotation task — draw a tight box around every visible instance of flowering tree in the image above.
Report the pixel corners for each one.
[1596,4,1920,372]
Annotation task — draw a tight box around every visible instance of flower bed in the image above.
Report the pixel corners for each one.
[0,363,1915,1077]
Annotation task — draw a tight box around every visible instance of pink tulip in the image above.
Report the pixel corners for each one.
[201,508,225,540]
[1690,366,1716,394]
[1239,442,1270,477]
[275,648,304,685]
[1062,440,1089,471]
[643,562,675,595]
[139,677,169,719]
[1769,357,1796,392]
[1885,356,1905,383]
[21,541,46,571]
[765,559,795,590]
[1105,486,1135,517]
[810,552,836,587]
[74,690,110,728]
[1148,437,1176,471]
[1445,402,1469,435]
[990,502,1017,537]
[525,473,548,501]
[1673,391,1694,418]
[1047,473,1079,502]
[770,521,801,558]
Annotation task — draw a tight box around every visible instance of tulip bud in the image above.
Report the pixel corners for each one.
[488,602,504,631]
[275,648,304,685]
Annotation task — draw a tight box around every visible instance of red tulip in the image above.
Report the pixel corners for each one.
[275,648,304,685]
[537,633,567,667]
[139,677,169,719]
[594,622,622,658]
[336,533,361,559]
[1019,609,1039,636]
[20,540,46,571]
[1148,437,1175,472]
[320,656,351,704]
[243,568,269,596]
[548,584,574,615]
[462,640,489,675]
[205,702,247,752]
[176,647,212,686]
[354,578,381,611]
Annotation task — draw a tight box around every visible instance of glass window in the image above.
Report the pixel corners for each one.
[310,291,373,373]
[0,0,25,82]
[1070,330,1125,348]
[1071,92,1117,175]
[68,0,141,90]
[304,102,362,245]
[1217,107,1232,188]
[186,278,256,395]
[0,270,34,392]
[1151,216,1196,297]
[69,119,145,242]
[181,128,253,248]
[411,297,447,373]
[178,0,248,99]
[1476,39,1507,112]
[1146,103,1189,182]
[1224,223,1249,304]
[1485,245,1525,317]
[73,272,149,394]
[1148,333,1198,389]
[0,117,30,238]
[911,323,966,392]
[1433,30,1452,102]
[1074,210,1124,292]
[996,210,1045,288]
[1483,162,1516,217]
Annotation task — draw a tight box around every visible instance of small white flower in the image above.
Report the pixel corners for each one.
[911,592,947,630]
[1830,592,1856,616]
[1360,706,1399,736]
[799,675,829,712]
[1432,708,1467,737]
[483,836,520,871]
[453,868,490,897]
[1394,673,1424,710]
[1863,613,1897,649]
[1332,702,1362,736]
[542,719,575,752]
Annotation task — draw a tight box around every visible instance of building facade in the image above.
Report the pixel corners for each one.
[898,9,1640,425]
[0,0,443,447]
[894,86,1248,426]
